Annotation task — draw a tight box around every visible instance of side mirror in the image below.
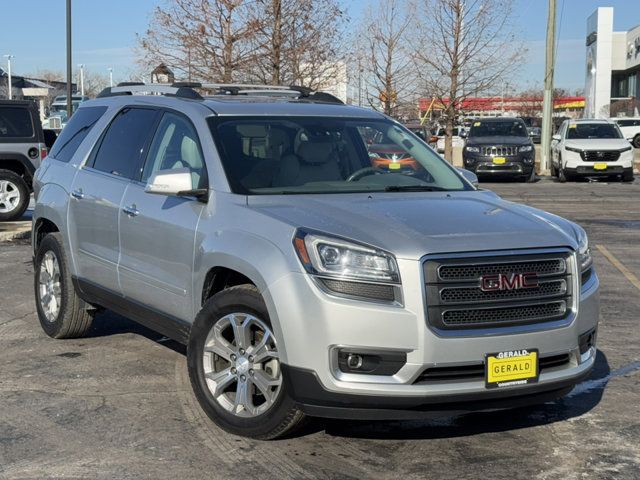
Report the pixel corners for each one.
[552,134,561,141]
[145,168,207,200]
[457,167,479,187]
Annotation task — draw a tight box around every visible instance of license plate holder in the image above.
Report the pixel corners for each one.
[485,349,539,389]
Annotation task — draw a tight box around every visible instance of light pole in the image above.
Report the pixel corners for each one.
[3,55,14,100]
[107,67,113,87]
[78,64,84,96]
[66,0,72,117]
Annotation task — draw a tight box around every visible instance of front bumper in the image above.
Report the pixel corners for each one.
[566,166,632,177]
[464,153,535,177]
[264,255,600,420]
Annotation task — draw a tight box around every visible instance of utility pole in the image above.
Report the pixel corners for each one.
[78,64,84,96]
[66,0,72,117]
[540,0,556,175]
[3,55,14,100]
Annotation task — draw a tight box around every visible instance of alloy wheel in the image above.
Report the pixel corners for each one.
[38,251,62,322]
[0,180,21,214]
[202,313,282,418]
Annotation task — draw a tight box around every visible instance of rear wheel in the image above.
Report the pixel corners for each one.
[188,284,305,439]
[0,169,29,222]
[34,233,95,338]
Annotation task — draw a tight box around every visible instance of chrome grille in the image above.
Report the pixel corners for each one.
[424,252,573,330]
[580,150,621,162]
[480,145,518,156]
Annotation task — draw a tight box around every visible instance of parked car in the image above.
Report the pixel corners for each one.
[462,117,536,182]
[0,100,53,221]
[367,143,419,171]
[435,126,465,153]
[43,95,90,132]
[551,119,634,182]
[527,126,542,144]
[32,83,598,440]
[609,117,640,148]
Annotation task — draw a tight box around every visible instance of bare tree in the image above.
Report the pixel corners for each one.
[359,0,415,117]
[137,0,259,83]
[250,0,347,87]
[412,0,525,161]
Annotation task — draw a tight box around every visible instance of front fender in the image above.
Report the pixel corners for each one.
[194,228,299,363]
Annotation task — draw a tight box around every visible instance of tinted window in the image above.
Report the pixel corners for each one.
[142,112,207,189]
[566,123,622,140]
[49,106,108,163]
[469,120,527,137]
[92,108,158,179]
[0,107,34,138]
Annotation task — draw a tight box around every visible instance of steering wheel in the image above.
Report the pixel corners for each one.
[346,167,383,182]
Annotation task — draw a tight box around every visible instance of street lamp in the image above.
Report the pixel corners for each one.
[3,55,14,100]
[78,63,84,96]
[107,67,113,87]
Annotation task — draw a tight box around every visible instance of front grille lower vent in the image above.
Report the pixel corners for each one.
[424,252,573,330]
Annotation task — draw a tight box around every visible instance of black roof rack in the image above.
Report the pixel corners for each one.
[95,82,343,104]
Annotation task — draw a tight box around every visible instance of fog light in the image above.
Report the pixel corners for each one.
[346,354,363,369]
[337,349,406,375]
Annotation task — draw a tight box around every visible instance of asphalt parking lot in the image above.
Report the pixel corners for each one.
[1,179,639,480]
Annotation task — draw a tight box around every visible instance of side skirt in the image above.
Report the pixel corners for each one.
[72,276,191,344]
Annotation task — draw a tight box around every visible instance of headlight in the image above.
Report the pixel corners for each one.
[575,226,593,273]
[519,145,533,152]
[565,146,582,153]
[293,230,400,283]
[465,146,480,153]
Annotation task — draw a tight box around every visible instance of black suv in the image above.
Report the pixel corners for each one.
[462,117,536,182]
[0,100,55,221]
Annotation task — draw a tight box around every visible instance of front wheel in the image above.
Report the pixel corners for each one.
[187,284,305,439]
[633,135,640,149]
[0,169,29,222]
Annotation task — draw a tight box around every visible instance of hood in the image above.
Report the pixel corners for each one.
[247,191,579,260]
[466,136,531,146]
[564,138,630,150]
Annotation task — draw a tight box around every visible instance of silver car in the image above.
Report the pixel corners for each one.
[32,83,599,439]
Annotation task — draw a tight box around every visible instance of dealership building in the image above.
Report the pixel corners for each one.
[585,7,640,118]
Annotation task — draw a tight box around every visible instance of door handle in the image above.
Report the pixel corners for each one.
[122,204,139,217]
[71,189,84,200]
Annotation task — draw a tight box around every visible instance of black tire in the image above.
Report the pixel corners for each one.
[34,233,95,339]
[525,168,536,183]
[633,135,640,149]
[0,169,30,222]
[558,167,567,183]
[550,160,557,177]
[188,284,305,440]
[622,169,634,182]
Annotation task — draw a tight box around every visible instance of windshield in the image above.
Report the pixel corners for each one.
[209,117,471,195]
[469,120,527,137]
[566,123,622,139]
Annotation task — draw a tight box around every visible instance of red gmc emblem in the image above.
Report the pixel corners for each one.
[480,272,539,292]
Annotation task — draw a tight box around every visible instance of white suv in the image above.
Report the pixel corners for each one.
[551,119,634,182]
[609,117,640,149]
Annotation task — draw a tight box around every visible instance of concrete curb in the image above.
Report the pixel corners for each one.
[0,227,31,242]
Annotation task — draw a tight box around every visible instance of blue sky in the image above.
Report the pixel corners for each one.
[1,0,638,92]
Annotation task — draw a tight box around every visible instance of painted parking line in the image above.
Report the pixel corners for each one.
[596,244,640,292]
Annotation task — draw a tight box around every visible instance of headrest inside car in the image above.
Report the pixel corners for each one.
[297,140,335,165]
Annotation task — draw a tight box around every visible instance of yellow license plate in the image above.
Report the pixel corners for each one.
[593,163,607,170]
[485,349,538,389]
[493,157,506,164]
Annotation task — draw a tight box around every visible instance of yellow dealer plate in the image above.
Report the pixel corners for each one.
[493,157,506,164]
[593,163,607,170]
[485,349,538,389]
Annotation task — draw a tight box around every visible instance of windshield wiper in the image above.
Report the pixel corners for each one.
[384,185,450,192]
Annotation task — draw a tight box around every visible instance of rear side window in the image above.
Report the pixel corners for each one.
[49,106,108,163]
[0,107,34,138]
[91,108,158,179]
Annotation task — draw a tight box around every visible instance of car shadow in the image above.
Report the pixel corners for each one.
[86,310,186,355]
[313,349,610,440]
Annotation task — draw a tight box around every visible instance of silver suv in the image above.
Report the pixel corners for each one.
[32,83,599,439]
